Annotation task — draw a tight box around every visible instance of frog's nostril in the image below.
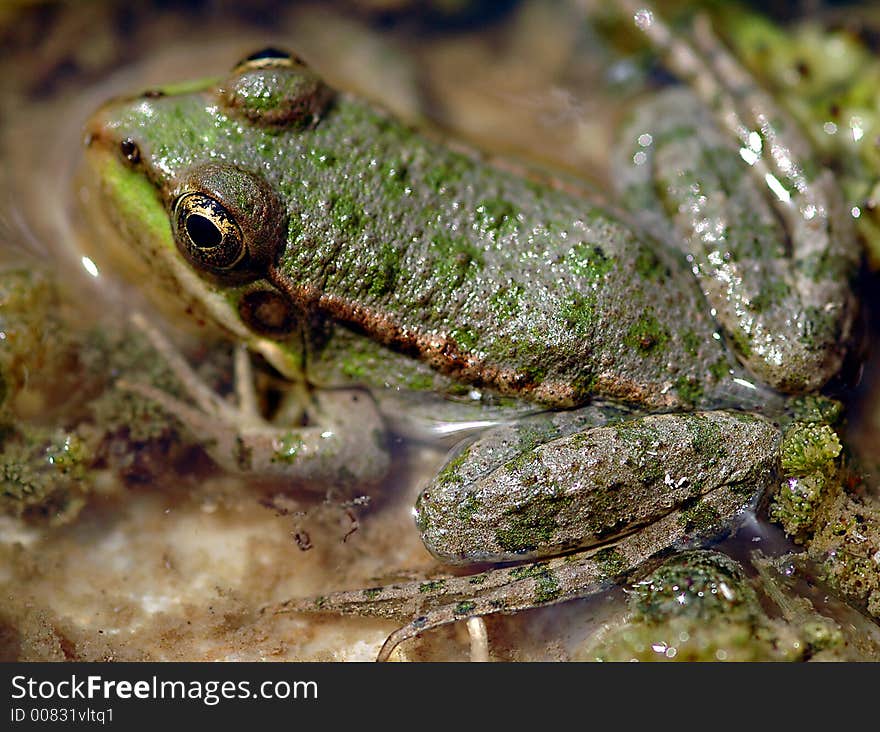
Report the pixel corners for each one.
[82,117,116,150]
[120,138,141,164]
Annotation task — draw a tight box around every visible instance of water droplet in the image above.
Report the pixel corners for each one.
[634,8,654,30]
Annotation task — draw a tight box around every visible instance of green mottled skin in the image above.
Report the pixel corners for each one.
[89,74,764,410]
[417,409,779,563]
[615,89,857,393]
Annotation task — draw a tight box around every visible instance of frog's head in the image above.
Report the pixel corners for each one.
[82,49,335,377]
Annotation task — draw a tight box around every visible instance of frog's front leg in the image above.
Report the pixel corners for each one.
[614,1,860,393]
[119,312,390,489]
[269,408,780,660]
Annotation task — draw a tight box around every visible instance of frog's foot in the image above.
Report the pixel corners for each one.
[268,471,757,661]
[118,312,390,488]
[613,0,859,393]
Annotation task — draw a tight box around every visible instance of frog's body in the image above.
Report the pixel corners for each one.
[81,4,861,660]
[89,63,751,411]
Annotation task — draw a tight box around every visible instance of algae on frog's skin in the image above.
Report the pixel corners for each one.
[507,563,561,605]
[494,495,575,555]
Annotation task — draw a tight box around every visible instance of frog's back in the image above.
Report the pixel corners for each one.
[266,96,747,409]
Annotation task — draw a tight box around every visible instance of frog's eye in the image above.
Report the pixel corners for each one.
[221,50,333,128]
[173,193,246,271]
[170,163,286,284]
[232,47,307,73]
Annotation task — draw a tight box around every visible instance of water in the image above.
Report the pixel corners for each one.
[2,0,879,661]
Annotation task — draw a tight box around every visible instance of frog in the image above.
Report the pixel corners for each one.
[79,1,861,661]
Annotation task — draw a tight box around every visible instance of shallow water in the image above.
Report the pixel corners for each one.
[3,0,880,661]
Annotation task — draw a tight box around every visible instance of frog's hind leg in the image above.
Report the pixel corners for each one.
[118,311,390,489]
[268,408,779,660]
[613,1,859,394]
[267,474,755,661]
[386,475,764,661]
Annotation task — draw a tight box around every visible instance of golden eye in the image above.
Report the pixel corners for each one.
[169,163,286,284]
[233,47,305,72]
[172,193,246,272]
